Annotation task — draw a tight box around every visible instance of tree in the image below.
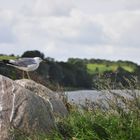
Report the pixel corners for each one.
[21,50,45,59]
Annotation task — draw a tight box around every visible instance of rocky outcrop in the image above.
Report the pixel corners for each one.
[0,75,57,140]
[15,79,68,117]
[15,79,57,100]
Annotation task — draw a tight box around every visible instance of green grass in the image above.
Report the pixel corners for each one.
[87,63,134,74]
[0,55,16,60]
[121,65,134,72]
[15,109,140,140]
[49,109,140,140]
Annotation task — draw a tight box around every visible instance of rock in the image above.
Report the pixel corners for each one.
[15,79,68,117]
[15,79,57,100]
[0,75,56,140]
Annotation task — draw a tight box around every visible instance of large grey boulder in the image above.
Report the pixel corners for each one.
[15,79,68,117]
[0,75,56,140]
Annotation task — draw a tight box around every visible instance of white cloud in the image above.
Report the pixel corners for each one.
[21,0,74,17]
[0,0,140,64]
[43,10,108,45]
[95,10,140,46]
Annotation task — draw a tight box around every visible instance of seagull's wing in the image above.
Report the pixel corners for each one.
[9,58,36,67]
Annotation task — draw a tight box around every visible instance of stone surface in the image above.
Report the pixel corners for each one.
[0,75,56,140]
[15,79,68,117]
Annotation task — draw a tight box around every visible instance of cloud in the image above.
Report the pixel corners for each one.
[21,0,74,17]
[0,9,16,43]
[0,25,15,43]
[0,0,140,64]
[44,10,108,45]
[44,42,140,64]
[94,10,140,47]
[124,0,140,10]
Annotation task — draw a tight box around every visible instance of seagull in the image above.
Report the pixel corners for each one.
[2,57,43,79]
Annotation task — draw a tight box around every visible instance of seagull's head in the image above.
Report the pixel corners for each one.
[34,57,43,63]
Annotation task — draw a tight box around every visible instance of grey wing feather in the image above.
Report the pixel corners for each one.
[10,58,36,67]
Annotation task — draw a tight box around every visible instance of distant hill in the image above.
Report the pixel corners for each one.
[87,61,137,74]
[0,54,140,90]
[66,58,140,89]
[68,58,138,73]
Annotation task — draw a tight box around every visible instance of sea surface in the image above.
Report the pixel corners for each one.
[66,90,140,105]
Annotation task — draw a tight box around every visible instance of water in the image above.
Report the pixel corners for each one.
[66,90,139,105]
[66,90,103,104]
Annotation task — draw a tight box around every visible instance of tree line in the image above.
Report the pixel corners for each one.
[0,50,140,90]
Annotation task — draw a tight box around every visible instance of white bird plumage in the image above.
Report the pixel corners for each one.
[4,57,43,79]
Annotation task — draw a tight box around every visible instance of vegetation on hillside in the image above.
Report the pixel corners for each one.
[0,54,16,60]
[87,63,135,74]
[0,50,140,89]
[21,50,45,59]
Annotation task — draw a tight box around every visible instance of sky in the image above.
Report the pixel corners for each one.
[0,0,140,64]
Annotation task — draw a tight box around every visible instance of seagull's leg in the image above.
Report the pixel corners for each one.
[22,71,25,79]
[27,72,31,79]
